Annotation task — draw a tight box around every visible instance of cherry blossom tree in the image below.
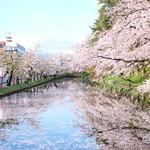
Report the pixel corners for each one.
[71,0,150,92]
[0,52,21,86]
[56,53,72,74]
[20,43,65,82]
[21,48,40,82]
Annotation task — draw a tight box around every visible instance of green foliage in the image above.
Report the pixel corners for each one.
[91,0,120,32]
[90,36,99,43]
[104,69,149,86]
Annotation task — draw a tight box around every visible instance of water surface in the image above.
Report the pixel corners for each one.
[0,78,149,150]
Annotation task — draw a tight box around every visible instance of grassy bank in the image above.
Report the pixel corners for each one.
[80,72,150,101]
[103,76,144,86]
[0,75,64,97]
[86,66,150,86]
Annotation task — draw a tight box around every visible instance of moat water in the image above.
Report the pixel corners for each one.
[0,78,149,150]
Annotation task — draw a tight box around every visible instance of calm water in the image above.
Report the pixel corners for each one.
[0,78,149,150]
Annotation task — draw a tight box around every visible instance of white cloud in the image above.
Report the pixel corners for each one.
[14,34,41,49]
[35,13,48,18]
[13,33,76,54]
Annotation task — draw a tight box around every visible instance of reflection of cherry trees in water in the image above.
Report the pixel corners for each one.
[69,82,150,150]
[0,79,149,149]
[0,80,73,141]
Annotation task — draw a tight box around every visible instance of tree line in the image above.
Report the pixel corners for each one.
[0,45,71,86]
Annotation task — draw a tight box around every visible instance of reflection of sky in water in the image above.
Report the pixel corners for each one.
[0,79,99,150]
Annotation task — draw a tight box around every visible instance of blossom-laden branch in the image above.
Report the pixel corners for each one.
[71,0,150,93]
[96,55,150,63]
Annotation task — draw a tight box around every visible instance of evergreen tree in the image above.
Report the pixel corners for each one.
[91,0,119,32]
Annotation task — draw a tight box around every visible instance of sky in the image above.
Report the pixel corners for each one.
[0,0,99,54]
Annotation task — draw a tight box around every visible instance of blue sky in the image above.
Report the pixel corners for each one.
[0,0,99,54]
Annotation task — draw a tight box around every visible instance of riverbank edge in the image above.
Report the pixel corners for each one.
[0,75,69,97]
[78,73,137,88]
[79,73,140,94]
[87,73,145,88]
[80,74,150,102]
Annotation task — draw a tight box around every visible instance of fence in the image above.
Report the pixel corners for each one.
[0,76,26,89]
[0,74,41,90]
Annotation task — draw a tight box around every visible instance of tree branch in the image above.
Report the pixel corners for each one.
[97,55,150,63]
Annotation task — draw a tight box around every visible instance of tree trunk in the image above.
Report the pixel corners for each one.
[36,73,39,80]
[16,76,20,84]
[7,70,14,86]
[40,72,43,79]
[33,73,36,81]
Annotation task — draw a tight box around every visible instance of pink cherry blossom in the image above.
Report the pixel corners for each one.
[71,0,150,92]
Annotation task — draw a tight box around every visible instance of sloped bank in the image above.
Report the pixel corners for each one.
[80,72,150,103]
[0,75,74,97]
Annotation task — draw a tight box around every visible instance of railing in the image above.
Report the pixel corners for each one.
[0,76,26,89]
[0,74,41,90]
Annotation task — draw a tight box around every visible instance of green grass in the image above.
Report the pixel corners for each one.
[0,75,63,97]
[104,75,143,86]
[104,67,150,86]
